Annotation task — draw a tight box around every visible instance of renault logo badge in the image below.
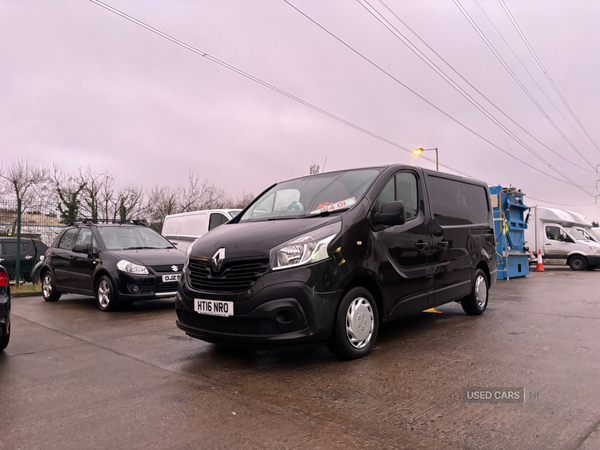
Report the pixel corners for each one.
[171,265,179,272]
[212,248,226,272]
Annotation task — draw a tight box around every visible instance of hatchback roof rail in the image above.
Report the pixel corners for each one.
[67,218,148,227]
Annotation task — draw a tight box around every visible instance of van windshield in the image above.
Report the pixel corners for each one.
[565,227,588,241]
[239,168,382,222]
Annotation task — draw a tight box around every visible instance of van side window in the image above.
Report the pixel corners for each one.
[395,173,418,220]
[376,172,418,220]
[209,213,229,231]
[427,176,489,225]
[546,226,571,242]
[58,229,77,250]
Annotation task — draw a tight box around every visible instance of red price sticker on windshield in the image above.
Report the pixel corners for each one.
[310,197,357,215]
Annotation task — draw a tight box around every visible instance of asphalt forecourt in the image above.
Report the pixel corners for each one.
[1,268,599,449]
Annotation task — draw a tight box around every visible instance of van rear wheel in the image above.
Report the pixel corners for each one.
[461,269,488,315]
[326,287,379,360]
[568,255,587,271]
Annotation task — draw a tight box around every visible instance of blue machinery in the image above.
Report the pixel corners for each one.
[489,186,530,280]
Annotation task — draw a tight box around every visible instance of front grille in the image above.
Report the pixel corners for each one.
[151,265,182,273]
[156,282,178,293]
[188,258,268,292]
[178,310,280,336]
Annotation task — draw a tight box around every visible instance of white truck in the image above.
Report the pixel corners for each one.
[525,206,600,271]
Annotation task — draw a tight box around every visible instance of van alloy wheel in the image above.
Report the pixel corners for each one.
[345,297,374,349]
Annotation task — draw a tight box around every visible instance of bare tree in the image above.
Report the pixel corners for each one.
[227,192,255,209]
[52,165,87,224]
[142,173,227,232]
[78,167,113,220]
[0,159,50,214]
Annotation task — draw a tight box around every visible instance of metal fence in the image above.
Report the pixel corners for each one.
[0,199,65,284]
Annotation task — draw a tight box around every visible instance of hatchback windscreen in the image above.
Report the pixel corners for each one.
[97,226,176,250]
[239,168,382,222]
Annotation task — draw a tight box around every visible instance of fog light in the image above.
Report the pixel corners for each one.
[276,310,293,324]
[130,285,140,293]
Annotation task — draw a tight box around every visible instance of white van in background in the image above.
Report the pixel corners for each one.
[525,206,600,270]
[162,209,242,251]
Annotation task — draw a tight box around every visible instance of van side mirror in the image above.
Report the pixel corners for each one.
[374,201,405,226]
[72,244,88,254]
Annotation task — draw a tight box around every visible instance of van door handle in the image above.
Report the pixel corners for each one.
[415,241,427,250]
[437,240,449,248]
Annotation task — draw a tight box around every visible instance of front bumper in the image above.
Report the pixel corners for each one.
[111,270,181,301]
[585,255,600,265]
[175,261,342,345]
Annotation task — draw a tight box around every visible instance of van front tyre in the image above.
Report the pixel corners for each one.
[42,272,61,302]
[461,269,488,315]
[326,287,379,360]
[568,255,588,271]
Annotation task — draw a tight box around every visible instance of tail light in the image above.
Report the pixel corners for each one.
[0,271,8,287]
[45,249,49,258]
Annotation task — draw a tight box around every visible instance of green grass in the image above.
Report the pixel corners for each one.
[11,282,42,294]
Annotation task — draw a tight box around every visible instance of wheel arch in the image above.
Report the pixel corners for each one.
[338,275,384,323]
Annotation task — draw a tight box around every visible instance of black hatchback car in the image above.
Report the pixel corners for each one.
[0,265,10,351]
[40,221,185,311]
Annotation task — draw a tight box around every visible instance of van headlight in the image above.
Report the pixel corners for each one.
[184,241,195,269]
[117,259,149,275]
[590,246,600,254]
[270,221,341,271]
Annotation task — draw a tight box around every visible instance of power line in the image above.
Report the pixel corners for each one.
[497,0,600,154]
[88,0,598,206]
[526,196,596,207]
[452,0,595,170]
[86,0,458,176]
[471,0,594,150]
[356,0,595,189]
[283,0,595,192]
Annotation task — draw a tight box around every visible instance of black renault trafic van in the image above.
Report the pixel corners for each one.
[175,165,496,359]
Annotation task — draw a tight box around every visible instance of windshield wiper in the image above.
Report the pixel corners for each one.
[304,208,349,218]
[122,246,156,250]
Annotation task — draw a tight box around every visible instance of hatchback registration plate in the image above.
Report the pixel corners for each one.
[162,274,181,282]
[194,299,234,317]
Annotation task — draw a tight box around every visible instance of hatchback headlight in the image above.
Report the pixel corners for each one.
[117,259,149,275]
[270,221,341,271]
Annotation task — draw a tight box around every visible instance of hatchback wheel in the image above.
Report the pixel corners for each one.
[461,269,488,315]
[96,276,120,312]
[42,272,61,302]
[326,287,378,359]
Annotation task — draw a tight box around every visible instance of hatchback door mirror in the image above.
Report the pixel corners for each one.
[72,244,88,254]
[374,201,405,226]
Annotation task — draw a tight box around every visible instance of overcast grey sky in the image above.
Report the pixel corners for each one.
[1,0,599,219]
